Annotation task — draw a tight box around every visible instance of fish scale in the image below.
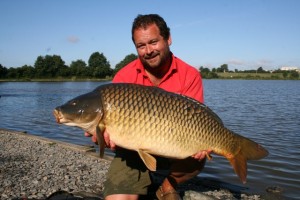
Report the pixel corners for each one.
[99,84,244,157]
[54,83,268,183]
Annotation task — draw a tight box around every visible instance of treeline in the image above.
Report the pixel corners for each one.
[0,52,137,80]
[0,54,299,80]
[199,64,300,79]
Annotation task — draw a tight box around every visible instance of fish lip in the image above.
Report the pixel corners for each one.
[53,109,63,123]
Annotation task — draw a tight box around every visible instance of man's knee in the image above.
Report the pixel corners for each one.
[170,157,206,173]
[168,157,206,184]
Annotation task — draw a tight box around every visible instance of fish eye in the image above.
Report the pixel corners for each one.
[70,100,77,106]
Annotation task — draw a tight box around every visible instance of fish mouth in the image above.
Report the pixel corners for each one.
[53,109,79,126]
[53,109,64,124]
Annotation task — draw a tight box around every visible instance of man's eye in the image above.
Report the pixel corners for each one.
[137,44,145,49]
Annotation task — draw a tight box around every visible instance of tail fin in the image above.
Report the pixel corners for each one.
[228,152,247,183]
[227,135,269,183]
[239,135,269,160]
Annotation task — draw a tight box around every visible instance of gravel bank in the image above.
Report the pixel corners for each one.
[1,129,270,200]
[0,129,110,199]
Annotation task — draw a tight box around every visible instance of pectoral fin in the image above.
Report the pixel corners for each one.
[137,150,157,171]
[96,124,105,158]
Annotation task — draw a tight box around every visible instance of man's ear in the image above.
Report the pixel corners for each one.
[168,35,172,46]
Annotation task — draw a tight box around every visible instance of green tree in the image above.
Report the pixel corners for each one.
[49,55,68,77]
[88,52,112,78]
[290,71,299,79]
[282,71,288,79]
[217,64,229,73]
[209,72,219,78]
[18,65,35,79]
[6,67,19,78]
[34,56,47,78]
[198,66,218,79]
[57,65,70,77]
[199,66,210,74]
[34,55,67,78]
[114,54,137,75]
[70,59,88,77]
[0,64,8,78]
[257,67,265,73]
[199,66,210,78]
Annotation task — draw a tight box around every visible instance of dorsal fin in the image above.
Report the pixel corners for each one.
[201,104,224,126]
[180,94,224,126]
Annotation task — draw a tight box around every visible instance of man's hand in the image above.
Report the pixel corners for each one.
[103,131,116,150]
[192,150,213,161]
[84,132,98,144]
[84,131,116,150]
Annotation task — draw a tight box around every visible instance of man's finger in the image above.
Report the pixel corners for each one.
[84,132,92,137]
[92,134,98,144]
[193,150,212,160]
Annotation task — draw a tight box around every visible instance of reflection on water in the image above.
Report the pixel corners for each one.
[0,80,299,199]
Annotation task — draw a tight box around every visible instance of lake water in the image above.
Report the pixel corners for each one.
[0,80,299,199]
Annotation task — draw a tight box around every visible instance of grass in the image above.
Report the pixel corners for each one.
[216,72,286,80]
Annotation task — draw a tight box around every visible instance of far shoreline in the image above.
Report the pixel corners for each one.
[0,73,299,82]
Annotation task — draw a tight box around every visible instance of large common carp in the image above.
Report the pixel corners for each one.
[53,83,268,183]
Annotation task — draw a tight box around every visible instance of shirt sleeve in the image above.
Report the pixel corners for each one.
[112,61,138,84]
[112,72,124,83]
[181,72,204,103]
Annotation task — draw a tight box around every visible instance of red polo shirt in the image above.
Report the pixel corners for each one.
[112,54,204,103]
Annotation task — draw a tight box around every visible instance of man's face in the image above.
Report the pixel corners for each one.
[133,24,172,70]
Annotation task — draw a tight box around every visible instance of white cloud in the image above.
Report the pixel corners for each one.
[67,36,80,43]
[256,59,273,66]
[226,58,275,70]
[227,59,245,66]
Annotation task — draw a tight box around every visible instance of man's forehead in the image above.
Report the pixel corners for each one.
[133,24,161,42]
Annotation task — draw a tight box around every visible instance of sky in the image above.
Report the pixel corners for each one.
[1,0,300,71]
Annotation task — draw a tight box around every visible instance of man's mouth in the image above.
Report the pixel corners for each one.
[145,54,159,62]
[145,52,159,59]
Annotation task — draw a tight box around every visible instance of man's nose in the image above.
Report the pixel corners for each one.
[145,44,153,54]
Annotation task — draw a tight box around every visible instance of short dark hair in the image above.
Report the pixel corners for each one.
[131,14,170,42]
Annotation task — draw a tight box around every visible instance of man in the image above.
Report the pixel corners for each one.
[86,14,210,200]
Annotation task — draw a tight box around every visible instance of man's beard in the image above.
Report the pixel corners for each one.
[141,50,170,70]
